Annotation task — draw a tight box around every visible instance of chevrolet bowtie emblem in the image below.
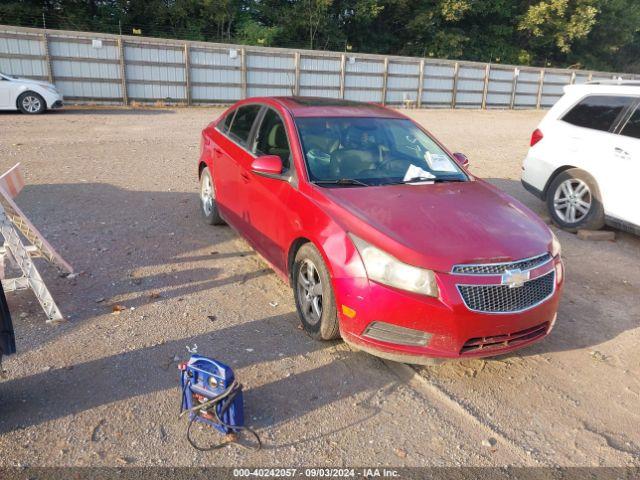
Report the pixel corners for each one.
[501,268,530,288]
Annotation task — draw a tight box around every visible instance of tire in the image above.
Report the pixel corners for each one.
[293,243,340,341]
[17,92,46,114]
[546,168,604,232]
[199,166,225,225]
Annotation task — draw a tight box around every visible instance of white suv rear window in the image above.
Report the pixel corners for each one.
[562,95,635,132]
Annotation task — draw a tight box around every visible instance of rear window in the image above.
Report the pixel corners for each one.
[562,95,634,132]
[228,105,262,146]
[620,107,640,139]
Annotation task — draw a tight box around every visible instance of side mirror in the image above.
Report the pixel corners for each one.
[453,152,469,168]
[251,155,283,176]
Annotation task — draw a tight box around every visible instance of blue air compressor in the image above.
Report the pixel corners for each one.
[179,354,261,450]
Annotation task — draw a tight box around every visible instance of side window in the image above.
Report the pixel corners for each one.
[253,108,291,170]
[620,106,640,139]
[562,95,634,132]
[228,105,261,146]
[218,110,236,134]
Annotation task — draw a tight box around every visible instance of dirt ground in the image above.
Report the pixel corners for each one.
[0,106,638,468]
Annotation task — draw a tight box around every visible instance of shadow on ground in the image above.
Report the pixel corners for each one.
[6,182,262,352]
[0,310,394,446]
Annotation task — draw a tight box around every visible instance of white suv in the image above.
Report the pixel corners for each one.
[521,82,640,234]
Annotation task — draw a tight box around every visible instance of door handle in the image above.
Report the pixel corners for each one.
[241,172,250,183]
[213,147,223,155]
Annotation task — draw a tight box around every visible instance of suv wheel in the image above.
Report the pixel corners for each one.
[546,168,604,232]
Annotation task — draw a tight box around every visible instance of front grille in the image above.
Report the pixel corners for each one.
[457,270,555,313]
[452,253,551,275]
[460,322,549,354]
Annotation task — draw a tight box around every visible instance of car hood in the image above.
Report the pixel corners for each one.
[12,77,56,90]
[319,180,553,272]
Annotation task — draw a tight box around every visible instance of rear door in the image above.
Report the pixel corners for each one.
[610,101,640,226]
[244,106,297,272]
[211,104,262,233]
[559,95,636,216]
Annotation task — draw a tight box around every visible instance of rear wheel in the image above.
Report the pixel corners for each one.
[293,243,340,340]
[17,92,46,114]
[200,166,225,225]
[546,168,604,232]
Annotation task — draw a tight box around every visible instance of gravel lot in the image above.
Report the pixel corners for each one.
[0,107,638,468]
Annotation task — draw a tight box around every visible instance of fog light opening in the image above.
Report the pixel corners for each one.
[362,321,432,347]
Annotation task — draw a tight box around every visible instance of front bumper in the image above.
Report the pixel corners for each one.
[336,257,563,363]
[43,90,64,109]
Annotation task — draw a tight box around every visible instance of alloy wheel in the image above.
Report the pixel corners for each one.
[553,178,591,224]
[22,95,41,113]
[297,259,323,325]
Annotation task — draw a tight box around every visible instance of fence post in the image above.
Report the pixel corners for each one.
[240,47,247,99]
[117,36,128,105]
[294,52,301,96]
[535,68,545,109]
[41,32,53,84]
[510,67,519,109]
[570,71,576,85]
[339,54,346,99]
[451,62,459,108]
[417,59,425,108]
[184,43,191,106]
[381,57,389,105]
[587,72,593,82]
[481,63,490,109]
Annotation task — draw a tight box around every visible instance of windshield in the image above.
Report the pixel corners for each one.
[296,117,467,186]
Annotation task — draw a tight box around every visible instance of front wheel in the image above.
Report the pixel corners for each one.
[546,168,604,232]
[293,243,340,340]
[17,92,46,114]
[200,166,225,225]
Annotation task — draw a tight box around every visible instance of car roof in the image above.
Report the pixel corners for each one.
[267,96,406,119]
[564,83,640,96]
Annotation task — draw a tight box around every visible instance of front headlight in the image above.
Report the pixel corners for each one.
[550,231,561,258]
[349,233,439,297]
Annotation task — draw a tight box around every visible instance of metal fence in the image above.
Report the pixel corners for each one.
[1,24,637,109]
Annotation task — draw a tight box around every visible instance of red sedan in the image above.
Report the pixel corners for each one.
[197,97,563,364]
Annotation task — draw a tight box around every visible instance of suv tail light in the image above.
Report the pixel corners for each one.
[530,128,543,146]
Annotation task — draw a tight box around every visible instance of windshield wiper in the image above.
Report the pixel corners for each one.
[313,178,370,187]
[382,176,465,186]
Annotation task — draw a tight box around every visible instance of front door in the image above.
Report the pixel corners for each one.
[0,77,14,108]
[244,107,297,272]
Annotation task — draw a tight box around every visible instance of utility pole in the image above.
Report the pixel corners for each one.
[42,11,46,30]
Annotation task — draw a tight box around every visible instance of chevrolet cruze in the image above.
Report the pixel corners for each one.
[197,97,563,364]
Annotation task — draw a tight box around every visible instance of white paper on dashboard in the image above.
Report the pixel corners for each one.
[403,164,435,182]
[424,152,458,173]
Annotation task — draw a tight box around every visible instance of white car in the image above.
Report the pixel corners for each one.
[0,72,63,114]
[522,81,640,235]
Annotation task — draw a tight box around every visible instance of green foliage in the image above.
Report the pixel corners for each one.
[1,0,639,72]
